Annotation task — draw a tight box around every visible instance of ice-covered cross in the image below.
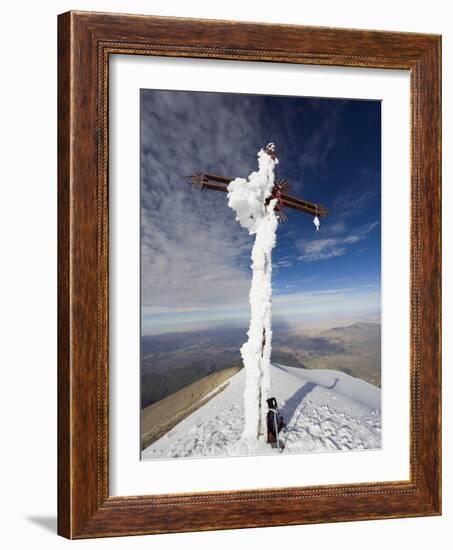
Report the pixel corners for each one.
[187,144,329,444]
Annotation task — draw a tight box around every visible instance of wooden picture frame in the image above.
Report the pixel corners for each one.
[58,10,441,539]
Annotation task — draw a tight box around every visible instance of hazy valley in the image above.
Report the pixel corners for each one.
[141,320,381,409]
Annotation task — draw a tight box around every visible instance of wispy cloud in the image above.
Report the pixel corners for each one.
[140,90,266,312]
[142,284,381,334]
[275,259,293,268]
[298,102,342,172]
[297,221,379,262]
[332,182,378,219]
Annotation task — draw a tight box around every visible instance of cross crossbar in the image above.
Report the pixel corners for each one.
[186,172,329,218]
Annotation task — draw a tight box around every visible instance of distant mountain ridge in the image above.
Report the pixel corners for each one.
[141,321,381,408]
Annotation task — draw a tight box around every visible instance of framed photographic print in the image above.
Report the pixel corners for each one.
[58,11,441,538]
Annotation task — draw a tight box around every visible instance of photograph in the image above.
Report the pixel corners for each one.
[140,89,382,460]
[0,0,444,543]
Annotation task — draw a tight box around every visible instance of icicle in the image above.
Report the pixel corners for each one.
[313,215,320,231]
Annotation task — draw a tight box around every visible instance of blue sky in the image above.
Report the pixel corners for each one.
[140,90,381,335]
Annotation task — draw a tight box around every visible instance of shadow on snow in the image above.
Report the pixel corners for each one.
[276,367,339,425]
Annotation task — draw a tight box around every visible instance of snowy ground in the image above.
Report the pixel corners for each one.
[142,364,381,460]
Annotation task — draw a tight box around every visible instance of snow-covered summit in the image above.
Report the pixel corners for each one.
[142,364,381,460]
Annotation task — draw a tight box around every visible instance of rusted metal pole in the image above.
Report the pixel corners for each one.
[186,173,329,218]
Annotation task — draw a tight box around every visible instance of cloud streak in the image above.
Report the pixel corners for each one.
[142,284,381,334]
[140,90,265,311]
[297,221,379,262]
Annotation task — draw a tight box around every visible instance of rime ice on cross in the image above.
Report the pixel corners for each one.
[186,144,329,443]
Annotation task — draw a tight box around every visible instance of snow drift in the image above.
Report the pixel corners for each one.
[142,364,382,460]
